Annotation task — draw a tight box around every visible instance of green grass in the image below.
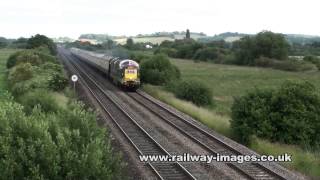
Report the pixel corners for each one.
[143,84,231,136]
[143,58,320,178]
[170,58,320,115]
[251,138,320,178]
[0,49,19,91]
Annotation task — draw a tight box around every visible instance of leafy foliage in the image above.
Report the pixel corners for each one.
[6,49,68,95]
[254,56,316,71]
[172,80,213,106]
[140,54,180,85]
[303,55,320,70]
[154,47,178,58]
[0,94,123,179]
[9,37,28,49]
[7,63,33,85]
[234,31,289,65]
[0,37,9,48]
[65,40,117,51]
[125,38,134,49]
[231,81,320,149]
[18,89,59,114]
[2,40,124,178]
[155,39,234,64]
[6,50,57,69]
[129,51,152,63]
[48,73,69,91]
[27,34,57,55]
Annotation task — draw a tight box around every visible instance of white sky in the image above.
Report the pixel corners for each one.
[1,0,319,39]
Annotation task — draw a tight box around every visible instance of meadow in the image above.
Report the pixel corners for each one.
[143,58,320,178]
[171,58,320,115]
[114,36,173,45]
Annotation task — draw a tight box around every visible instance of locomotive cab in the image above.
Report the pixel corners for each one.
[119,60,140,90]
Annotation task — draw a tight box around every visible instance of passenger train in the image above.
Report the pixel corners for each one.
[70,48,140,90]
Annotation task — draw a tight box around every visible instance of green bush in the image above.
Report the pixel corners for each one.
[6,50,57,69]
[193,47,220,61]
[0,94,123,179]
[173,80,213,106]
[41,62,63,73]
[231,81,320,149]
[154,48,178,57]
[7,63,33,86]
[48,73,68,91]
[254,56,316,71]
[303,55,320,71]
[27,34,57,55]
[140,54,180,85]
[272,59,315,71]
[234,31,289,65]
[7,50,66,94]
[10,70,50,97]
[231,89,273,144]
[34,45,52,55]
[253,56,275,67]
[7,50,41,68]
[129,51,151,63]
[18,89,60,113]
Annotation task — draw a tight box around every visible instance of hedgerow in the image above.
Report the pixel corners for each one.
[231,81,320,149]
[0,93,124,179]
[2,36,125,179]
[7,49,68,96]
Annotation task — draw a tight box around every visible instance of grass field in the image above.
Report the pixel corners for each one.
[143,58,320,178]
[171,58,320,115]
[114,36,174,45]
[0,49,18,91]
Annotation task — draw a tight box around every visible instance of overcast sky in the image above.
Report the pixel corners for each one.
[1,0,319,39]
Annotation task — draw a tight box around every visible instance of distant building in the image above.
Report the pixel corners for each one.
[145,44,153,49]
[78,38,98,45]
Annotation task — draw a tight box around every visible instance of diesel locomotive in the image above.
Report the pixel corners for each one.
[70,48,140,90]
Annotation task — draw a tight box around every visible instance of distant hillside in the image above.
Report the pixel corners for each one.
[78,32,320,45]
[199,32,320,44]
[198,32,249,43]
[284,34,320,44]
[53,37,75,43]
[78,31,207,45]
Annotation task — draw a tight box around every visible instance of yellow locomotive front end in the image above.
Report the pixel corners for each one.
[121,60,140,90]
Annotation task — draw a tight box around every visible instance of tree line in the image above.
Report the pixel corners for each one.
[152,31,320,72]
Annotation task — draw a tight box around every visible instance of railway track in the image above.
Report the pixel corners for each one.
[59,48,300,180]
[59,49,196,180]
[127,91,288,180]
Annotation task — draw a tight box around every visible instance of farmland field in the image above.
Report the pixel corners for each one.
[143,58,320,178]
[170,58,320,115]
[114,36,174,45]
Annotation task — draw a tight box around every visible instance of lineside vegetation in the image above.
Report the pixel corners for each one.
[0,35,125,179]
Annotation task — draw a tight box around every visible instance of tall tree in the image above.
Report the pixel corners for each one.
[234,31,289,65]
[27,34,57,55]
[126,38,134,49]
[186,29,191,39]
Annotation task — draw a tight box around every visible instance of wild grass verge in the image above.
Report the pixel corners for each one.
[143,84,231,136]
[143,84,320,178]
[251,138,320,178]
